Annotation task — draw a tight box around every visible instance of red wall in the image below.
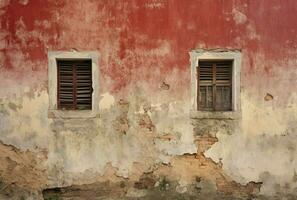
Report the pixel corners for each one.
[1,0,296,101]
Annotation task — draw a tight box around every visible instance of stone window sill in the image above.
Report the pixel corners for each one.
[190,110,241,120]
[48,109,100,119]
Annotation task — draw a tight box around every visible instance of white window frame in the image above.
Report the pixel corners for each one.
[48,51,99,119]
[189,49,242,119]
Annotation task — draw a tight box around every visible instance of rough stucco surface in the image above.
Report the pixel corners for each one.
[0,0,297,199]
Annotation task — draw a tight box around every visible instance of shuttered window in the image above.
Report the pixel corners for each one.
[197,60,232,111]
[57,59,92,110]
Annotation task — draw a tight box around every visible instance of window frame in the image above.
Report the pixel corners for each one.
[48,51,99,119]
[189,50,241,119]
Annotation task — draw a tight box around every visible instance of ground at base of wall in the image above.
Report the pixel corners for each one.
[0,183,42,200]
[41,181,297,200]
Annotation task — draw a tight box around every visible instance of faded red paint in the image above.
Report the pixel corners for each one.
[0,0,296,99]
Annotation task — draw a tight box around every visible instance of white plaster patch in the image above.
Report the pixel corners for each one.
[205,94,297,196]
[99,93,115,110]
[0,90,51,150]
[153,101,197,156]
[232,9,247,25]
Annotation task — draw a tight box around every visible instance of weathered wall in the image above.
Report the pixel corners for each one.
[0,0,297,199]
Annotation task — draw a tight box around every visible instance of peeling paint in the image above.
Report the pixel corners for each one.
[99,93,115,110]
[232,8,247,25]
[0,0,297,199]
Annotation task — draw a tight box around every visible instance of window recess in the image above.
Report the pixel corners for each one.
[57,59,92,110]
[197,60,232,111]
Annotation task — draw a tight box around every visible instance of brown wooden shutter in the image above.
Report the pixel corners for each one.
[57,61,74,110]
[215,61,232,111]
[57,60,92,110]
[76,60,92,110]
[198,62,213,111]
[198,60,232,111]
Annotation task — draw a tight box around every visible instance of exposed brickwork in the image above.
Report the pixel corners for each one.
[0,141,47,191]
[195,134,218,155]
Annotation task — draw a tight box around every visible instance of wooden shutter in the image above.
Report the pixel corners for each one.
[198,63,213,111]
[215,61,232,111]
[76,60,92,110]
[198,60,232,111]
[57,60,92,110]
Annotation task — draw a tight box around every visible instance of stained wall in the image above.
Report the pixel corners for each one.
[0,0,297,198]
